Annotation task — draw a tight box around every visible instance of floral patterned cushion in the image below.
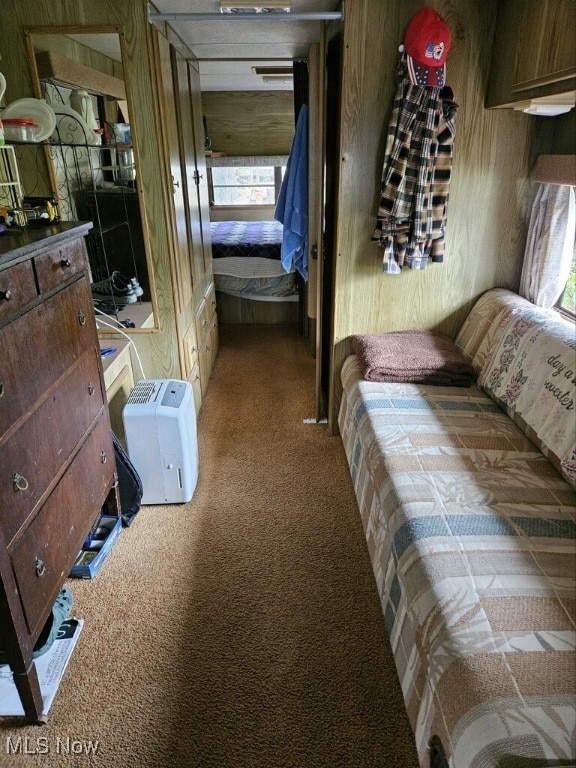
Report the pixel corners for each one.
[478,303,576,488]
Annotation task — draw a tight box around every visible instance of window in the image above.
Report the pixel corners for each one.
[556,251,576,317]
[208,162,285,207]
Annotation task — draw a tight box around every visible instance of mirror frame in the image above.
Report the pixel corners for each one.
[24,25,159,333]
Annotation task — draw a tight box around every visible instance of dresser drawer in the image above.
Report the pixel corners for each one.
[0,260,37,325]
[35,239,86,295]
[0,349,105,546]
[11,414,116,638]
[0,277,96,440]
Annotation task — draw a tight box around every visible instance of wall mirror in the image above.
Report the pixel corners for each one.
[24,28,157,331]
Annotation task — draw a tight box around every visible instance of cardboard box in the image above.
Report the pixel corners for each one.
[70,516,122,579]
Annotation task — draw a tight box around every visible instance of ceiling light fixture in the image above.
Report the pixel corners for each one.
[220,0,291,13]
[150,4,343,22]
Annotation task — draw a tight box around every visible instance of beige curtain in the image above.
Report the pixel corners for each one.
[520,182,575,308]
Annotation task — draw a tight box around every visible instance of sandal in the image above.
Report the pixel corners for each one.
[32,587,74,659]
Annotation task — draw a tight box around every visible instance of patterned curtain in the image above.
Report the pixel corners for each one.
[519,182,575,308]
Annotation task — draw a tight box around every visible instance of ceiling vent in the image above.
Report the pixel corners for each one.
[252,66,293,76]
[220,1,291,12]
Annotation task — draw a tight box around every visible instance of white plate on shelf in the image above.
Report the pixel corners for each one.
[2,98,56,142]
[51,104,100,146]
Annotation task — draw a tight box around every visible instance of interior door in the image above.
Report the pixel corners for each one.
[153,30,193,315]
[320,31,343,413]
[172,46,204,304]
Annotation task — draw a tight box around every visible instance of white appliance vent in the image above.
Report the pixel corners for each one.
[123,379,198,504]
[127,380,159,405]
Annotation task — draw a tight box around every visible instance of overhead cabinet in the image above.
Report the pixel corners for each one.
[486,0,576,108]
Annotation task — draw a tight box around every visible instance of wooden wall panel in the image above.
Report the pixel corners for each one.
[201,91,294,156]
[328,0,544,428]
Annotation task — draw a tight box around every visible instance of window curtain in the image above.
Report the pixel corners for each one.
[519,182,575,308]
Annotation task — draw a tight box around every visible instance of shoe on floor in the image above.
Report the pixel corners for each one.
[111,271,144,298]
[91,273,137,305]
[33,587,74,659]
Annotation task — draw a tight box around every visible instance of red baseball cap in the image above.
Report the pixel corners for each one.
[405,6,451,88]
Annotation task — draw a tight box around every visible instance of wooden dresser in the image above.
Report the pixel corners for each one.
[0,223,119,723]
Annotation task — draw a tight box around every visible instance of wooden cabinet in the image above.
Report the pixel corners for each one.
[195,282,218,397]
[152,24,217,412]
[486,0,576,108]
[0,223,119,723]
[514,0,575,89]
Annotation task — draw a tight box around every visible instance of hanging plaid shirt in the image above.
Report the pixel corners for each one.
[372,55,458,273]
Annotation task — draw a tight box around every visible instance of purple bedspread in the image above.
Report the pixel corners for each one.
[210,220,283,260]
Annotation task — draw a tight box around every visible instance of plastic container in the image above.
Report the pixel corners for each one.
[3,117,38,142]
[111,122,131,146]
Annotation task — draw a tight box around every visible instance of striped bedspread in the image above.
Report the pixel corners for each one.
[338,356,576,768]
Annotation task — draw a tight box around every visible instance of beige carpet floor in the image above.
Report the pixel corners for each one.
[0,324,419,768]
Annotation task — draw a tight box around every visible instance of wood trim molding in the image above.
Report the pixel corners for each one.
[512,66,576,93]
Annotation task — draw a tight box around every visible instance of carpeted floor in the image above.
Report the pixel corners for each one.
[0,324,419,768]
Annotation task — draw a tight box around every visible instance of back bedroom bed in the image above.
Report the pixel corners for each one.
[210,219,300,324]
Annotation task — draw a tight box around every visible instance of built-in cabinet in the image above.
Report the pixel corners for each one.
[195,282,218,397]
[151,22,218,403]
[486,0,576,108]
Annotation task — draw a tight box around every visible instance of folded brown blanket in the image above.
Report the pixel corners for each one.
[351,330,475,386]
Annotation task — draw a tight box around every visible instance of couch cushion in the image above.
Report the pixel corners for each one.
[478,303,576,488]
[455,288,531,373]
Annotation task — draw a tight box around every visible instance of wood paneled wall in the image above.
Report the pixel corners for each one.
[201,91,294,156]
[327,0,548,427]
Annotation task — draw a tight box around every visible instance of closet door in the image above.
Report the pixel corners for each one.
[152,30,193,314]
[172,47,205,300]
[187,61,214,281]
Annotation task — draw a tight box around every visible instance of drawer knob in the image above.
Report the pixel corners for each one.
[101,451,107,464]
[12,472,29,492]
[0,381,4,398]
[0,289,12,302]
[78,311,86,326]
[60,258,71,268]
[88,382,95,396]
[35,558,46,578]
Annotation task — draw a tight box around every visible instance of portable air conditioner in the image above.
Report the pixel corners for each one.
[122,379,198,504]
